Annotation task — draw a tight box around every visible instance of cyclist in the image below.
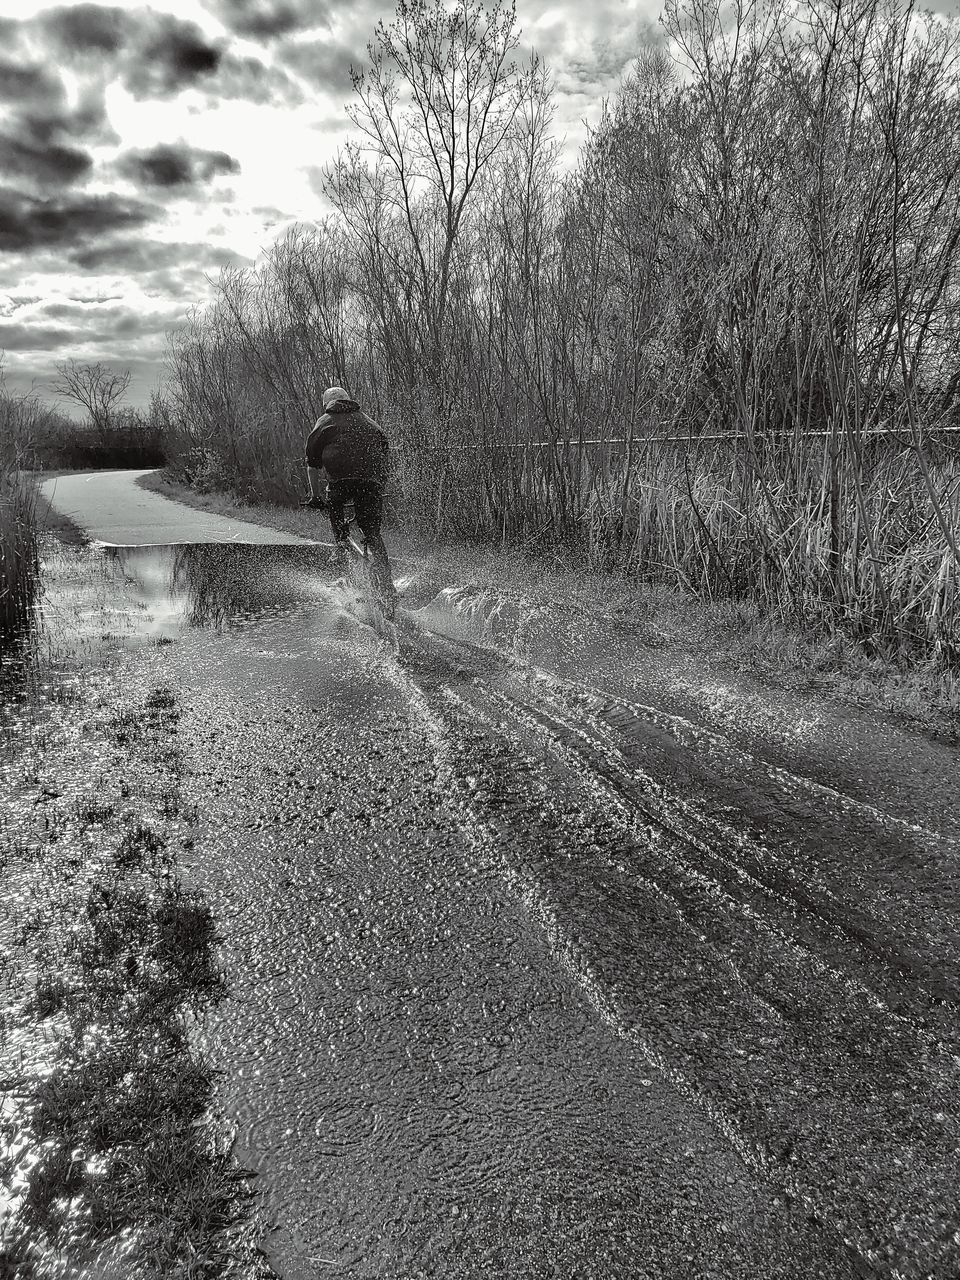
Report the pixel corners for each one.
[301,386,397,616]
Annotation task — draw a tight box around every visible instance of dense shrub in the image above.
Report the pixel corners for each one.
[16,406,167,471]
[0,440,39,645]
[2,365,166,472]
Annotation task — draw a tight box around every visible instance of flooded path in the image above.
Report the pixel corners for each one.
[17,496,960,1277]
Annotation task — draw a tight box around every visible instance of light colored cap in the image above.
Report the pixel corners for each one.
[322,386,350,409]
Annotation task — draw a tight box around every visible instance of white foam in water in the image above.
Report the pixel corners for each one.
[308,575,400,651]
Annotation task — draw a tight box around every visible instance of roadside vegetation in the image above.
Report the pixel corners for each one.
[136,468,960,739]
[1,362,165,472]
[0,400,39,646]
[153,0,960,669]
[1,682,272,1279]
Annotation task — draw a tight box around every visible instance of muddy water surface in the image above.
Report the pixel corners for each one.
[28,537,960,1279]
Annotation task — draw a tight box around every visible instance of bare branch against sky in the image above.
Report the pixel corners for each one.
[0,0,668,409]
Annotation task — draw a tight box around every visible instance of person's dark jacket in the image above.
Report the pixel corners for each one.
[304,398,388,486]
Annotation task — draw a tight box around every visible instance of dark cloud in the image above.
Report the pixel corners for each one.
[116,143,240,190]
[0,322,75,351]
[33,8,222,99]
[0,58,109,195]
[0,45,114,185]
[36,301,176,344]
[213,51,305,105]
[0,44,110,144]
[69,236,250,275]
[278,36,360,95]
[44,301,127,320]
[0,189,159,254]
[109,311,166,339]
[26,96,113,148]
[4,7,301,122]
[120,14,296,106]
[38,4,129,54]
[0,135,93,188]
[126,14,223,99]
[0,59,63,107]
[213,0,329,39]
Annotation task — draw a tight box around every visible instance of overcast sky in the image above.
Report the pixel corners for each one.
[0,0,662,415]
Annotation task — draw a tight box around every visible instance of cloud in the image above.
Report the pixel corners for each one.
[0,134,93,188]
[212,50,305,104]
[24,95,113,148]
[68,236,250,276]
[0,188,159,253]
[124,13,224,99]
[522,0,663,91]
[0,294,44,318]
[37,3,129,54]
[0,58,63,107]
[213,0,330,39]
[0,321,75,352]
[31,8,223,99]
[278,36,360,95]
[0,50,115,184]
[36,299,181,343]
[116,142,240,190]
[0,298,192,383]
[44,300,135,321]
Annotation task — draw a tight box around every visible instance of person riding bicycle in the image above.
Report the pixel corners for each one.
[301,386,397,615]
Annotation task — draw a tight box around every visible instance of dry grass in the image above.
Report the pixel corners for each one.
[136,467,330,542]
[27,475,89,546]
[2,684,274,1280]
[0,447,40,644]
[411,439,960,664]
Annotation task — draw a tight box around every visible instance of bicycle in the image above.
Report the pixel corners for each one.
[301,493,398,622]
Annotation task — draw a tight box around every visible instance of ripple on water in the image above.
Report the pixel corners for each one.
[25,536,939,1278]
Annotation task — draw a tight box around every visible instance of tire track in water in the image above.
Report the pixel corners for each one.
[179,618,845,1280]
[393,620,960,1280]
[490,682,960,1020]
[423,628,960,1011]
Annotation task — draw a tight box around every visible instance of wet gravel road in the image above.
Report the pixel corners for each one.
[31,531,960,1280]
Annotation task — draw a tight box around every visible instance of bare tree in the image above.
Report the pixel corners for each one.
[322,0,533,398]
[52,360,131,433]
[161,0,960,658]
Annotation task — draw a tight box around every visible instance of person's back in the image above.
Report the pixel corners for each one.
[301,386,396,616]
[305,395,388,484]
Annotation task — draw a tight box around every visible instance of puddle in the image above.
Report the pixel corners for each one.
[4,535,957,1278]
[37,542,329,653]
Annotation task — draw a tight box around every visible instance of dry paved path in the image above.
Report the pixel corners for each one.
[39,467,319,546]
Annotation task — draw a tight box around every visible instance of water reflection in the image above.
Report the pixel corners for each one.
[123,542,324,631]
[39,542,328,657]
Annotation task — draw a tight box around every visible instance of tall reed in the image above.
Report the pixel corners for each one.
[0,444,40,645]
